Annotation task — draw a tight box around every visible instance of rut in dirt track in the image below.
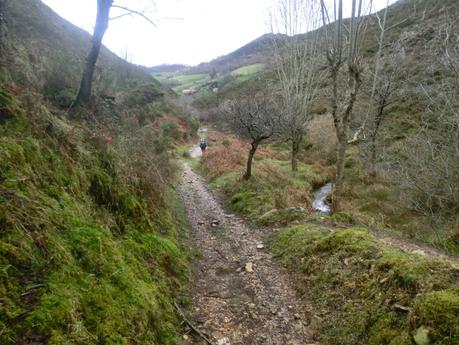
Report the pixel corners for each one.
[178,162,316,345]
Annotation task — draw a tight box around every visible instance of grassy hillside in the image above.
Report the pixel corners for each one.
[0,87,190,344]
[154,63,266,96]
[189,34,280,75]
[230,63,265,76]
[0,0,197,343]
[2,0,168,106]
[148,34,275,96]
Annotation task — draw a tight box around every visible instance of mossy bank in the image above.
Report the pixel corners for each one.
[269,225,459,344]
[0,88,192,344]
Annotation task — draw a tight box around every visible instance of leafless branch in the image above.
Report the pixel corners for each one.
[111,4,156,27]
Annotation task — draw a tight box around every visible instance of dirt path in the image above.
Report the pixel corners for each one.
[371,231,459,267]
[178,161,315,345]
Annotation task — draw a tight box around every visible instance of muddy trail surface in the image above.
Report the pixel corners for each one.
[178,159,315,345]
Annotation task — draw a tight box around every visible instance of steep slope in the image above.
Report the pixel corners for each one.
[0,0,196,344]
[2,0,166,106]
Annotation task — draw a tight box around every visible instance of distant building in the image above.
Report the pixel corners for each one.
[182,88,196,96]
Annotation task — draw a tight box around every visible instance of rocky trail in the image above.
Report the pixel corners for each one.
[178,149,315,345]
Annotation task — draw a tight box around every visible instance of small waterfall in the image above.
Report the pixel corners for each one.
[312,182,333,214]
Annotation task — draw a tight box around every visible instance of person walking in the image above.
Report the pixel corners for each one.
[199,138,208,154]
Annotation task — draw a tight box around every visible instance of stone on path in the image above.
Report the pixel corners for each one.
[245,262,254,273]
[217,337,231,345]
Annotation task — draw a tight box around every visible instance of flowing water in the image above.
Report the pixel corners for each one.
[312,182,333,214]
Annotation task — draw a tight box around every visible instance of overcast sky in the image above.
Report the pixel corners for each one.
[40,0,398,67]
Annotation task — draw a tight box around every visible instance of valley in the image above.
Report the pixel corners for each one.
[0,0,458,344]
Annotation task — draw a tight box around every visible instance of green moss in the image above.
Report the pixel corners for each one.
[0,93,189,344]
[269,225,459,344]
[331,211,353,224]
[227,178,275,219]
[413,290,459,344]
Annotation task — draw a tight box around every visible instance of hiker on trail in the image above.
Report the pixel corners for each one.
[199,138,208,153]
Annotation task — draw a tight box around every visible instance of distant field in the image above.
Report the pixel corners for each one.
[152,63,265,94]
[231,63,265,76]
[153,72,211,93]
[174,73,209,84]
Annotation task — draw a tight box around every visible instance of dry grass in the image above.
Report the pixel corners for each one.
[306,114,337,165]
[201,130,284,178]
[200,133,246,179]
[200,130,329,216]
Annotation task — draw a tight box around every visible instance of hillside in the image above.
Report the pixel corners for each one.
[188,33,283,75]
[0,0,196,343]
[193,0,459,252]
[1,0,459,344]
[149,34,284,96]
[3,0,169,106]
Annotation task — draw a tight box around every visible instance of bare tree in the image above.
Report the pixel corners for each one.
[348,1,407,178]
[366,46,402,178]
[270,0,325,172]
[0,0,7,55]
[393,14,459,224]
[319,0,372,211]
[221,91,279,180]
[349,0,417,145]
[75,0,155,106]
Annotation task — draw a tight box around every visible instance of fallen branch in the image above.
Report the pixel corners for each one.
[173,301,215,345]
[21,283,45,297]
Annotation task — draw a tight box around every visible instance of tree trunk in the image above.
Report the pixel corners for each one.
[75,0,112,105]
[331,63,362,212]
[244,142,258,180]
[291,137,301,173]
[368,105,384,179]
[332,133,347,212]
[369,135,377,179]
[0,0,6,54]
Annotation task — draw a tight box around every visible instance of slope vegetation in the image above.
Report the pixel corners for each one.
[0,0,196,343]
[195,0,459,252]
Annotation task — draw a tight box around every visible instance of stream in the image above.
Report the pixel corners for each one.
[312,182,333,214]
